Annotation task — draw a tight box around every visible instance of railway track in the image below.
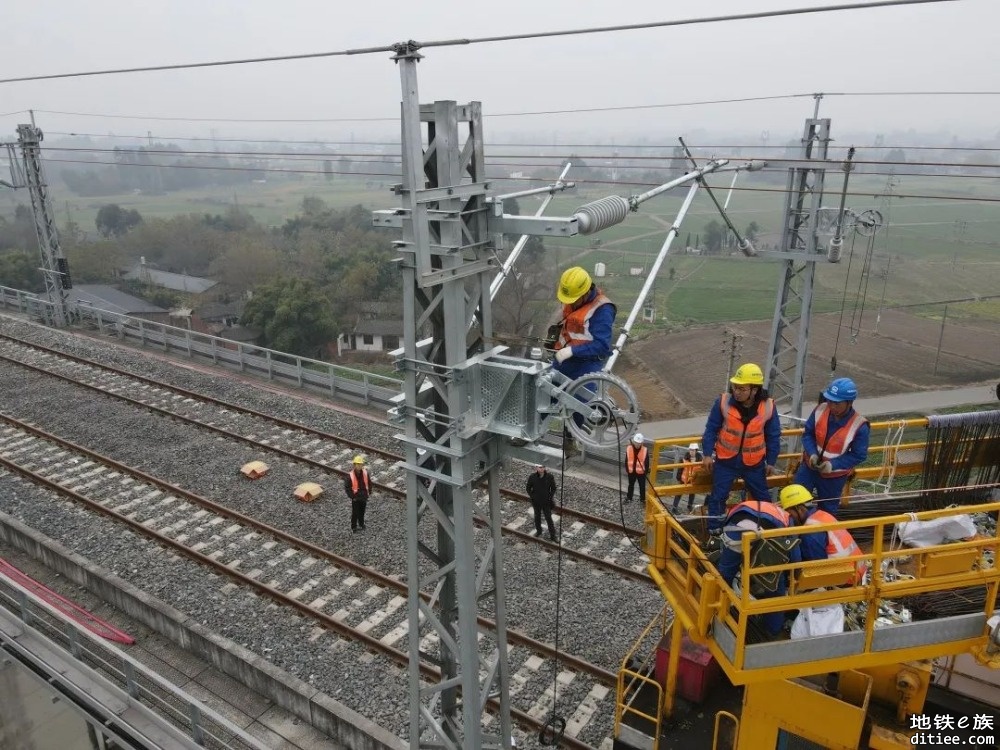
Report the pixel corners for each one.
[0,412,618,749]
[0,333,650,583]
[0,325,662,747]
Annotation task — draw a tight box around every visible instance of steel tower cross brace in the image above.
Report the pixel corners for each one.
[393,46,514,750]
[15,124,70,327]
[764,118,831,420]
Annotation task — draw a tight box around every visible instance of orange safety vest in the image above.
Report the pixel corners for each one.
[805,508,867,584]
[726,500,790,527]
[680,459,698,484]
[804,403,868,478]
[556,291,614,350]
[721,500,790,553]
[350,469,370,496]
[626,444,647,475]
[714,393,774,466]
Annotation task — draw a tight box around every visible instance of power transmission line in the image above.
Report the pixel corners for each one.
[39,131,1000,154]
[38,155,1000,204]
[0,0,955,85]
[37,145,1000,174]
[41,156,398,179]
[19,86,1000,124]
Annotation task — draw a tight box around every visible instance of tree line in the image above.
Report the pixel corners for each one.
[0,194,554,360]
[59,144,267,197]
[0,198,402,358]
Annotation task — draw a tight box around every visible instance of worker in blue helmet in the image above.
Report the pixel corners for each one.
[792,377,870,515]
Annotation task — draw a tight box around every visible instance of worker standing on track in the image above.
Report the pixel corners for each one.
[701,363,781,535]
[793,377,870,516]
[526,463,558,541]
[344,455,371,533]
[552,266,617,457]
[624,433,649,504]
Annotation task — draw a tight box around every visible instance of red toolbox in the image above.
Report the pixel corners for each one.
[654,631,721,704]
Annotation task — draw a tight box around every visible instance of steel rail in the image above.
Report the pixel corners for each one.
[0,333,644,537]
[0,340,649,587]
[0,413,608,749]
[0,412,618,684]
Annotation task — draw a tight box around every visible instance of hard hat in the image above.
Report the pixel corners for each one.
[779,484,814,511]
[632,432,644,443]
[352,455,365,465]
[730,363,764,386]
[688,443,699,451]
[557,266,592,304]
[823,377,858,403]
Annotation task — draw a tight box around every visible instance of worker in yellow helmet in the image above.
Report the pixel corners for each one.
[780,484,867,585]
[701,363,780,535]
[552,266,617,456]
[779,484,859,638]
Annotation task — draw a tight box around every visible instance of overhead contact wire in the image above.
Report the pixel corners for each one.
[0,0,955,84]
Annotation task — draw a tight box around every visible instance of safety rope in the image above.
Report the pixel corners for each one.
[857,419,907,496]
[831,228,861,373]
[539,424,573,746]
[848,230,879,342]
[543,413,636,745]
[888,513,929,583]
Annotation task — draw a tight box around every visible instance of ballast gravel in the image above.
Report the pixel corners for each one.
[0,314,664,748]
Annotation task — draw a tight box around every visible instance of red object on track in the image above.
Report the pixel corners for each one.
[0,557,135,645]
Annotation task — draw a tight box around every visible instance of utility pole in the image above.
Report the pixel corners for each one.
[375,55,754,747]
[388,44,513,750]
[763,113,832,420]
[10,124,71,326]
[722,328,743,390]
[933,304,949,375]
[952,220,968,271]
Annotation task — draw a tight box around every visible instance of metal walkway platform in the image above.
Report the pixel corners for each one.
[0,562,268,750]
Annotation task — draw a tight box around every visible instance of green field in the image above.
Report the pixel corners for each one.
[5,167,997,327]
[539,173,1000,326]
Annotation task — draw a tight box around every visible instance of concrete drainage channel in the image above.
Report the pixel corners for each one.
[0,512,406,750]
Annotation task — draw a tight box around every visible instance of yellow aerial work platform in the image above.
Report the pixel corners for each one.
[646,416,933,503]
[615,414,1000,750]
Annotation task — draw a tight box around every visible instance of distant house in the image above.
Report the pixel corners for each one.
[216,324,261,348]
[123,258,218,295]
[338,318,403,356]
[69,285,170,324]
[192,301,242,327]
[165,299,258,347]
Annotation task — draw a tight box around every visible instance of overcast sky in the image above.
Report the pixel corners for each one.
[2,0,998,147]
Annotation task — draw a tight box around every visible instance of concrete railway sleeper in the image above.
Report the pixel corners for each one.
[0,414,617,749]
[0,333,648,583]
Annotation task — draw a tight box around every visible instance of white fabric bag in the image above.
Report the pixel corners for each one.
[896,515,977,548]
[790,603,845,639]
